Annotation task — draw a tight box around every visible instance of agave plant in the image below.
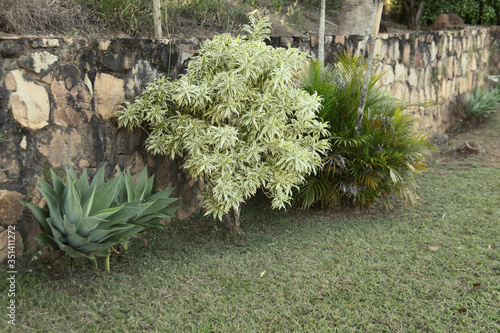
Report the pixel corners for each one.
[464,86,499,120]
[295,52,434,209]
[21,165,178,270]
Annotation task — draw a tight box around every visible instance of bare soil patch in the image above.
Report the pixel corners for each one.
[431,112,500,168]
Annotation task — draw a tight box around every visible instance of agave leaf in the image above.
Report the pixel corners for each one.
[89,224,142,243]
[48,225,90,258]
[135,197,175,219]
[158,205,179,216]
[89,175,122,215]
[81,187,96,219]
[78,168,90,194]
[134,167,149,201]
[62,166,78,204]
[87,227,122,243]
[37,176,61,214]
[91,248,111,257]
[46,213,65,236]
[50,169,65,197]
[61,215,77,235]
[20,201,50,232]
[146,187,176,201]
[57,242,94,259]
[66,232,91,249]
[142,177,154,201]
[123,170,136,203]
[81,165,106,205]
[104,255,110,272]
[101,203,143,222]
[76,216,105,237]
[100,226,144,243]
[93,204,128,220]
[76,241,112,254]
[65,165,79,191]
[35,234,59,252]
[63,181,83,225]
[115,173,128,206]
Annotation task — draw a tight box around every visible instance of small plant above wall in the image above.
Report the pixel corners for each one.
[21,165,178,271]
[116,16,329,233]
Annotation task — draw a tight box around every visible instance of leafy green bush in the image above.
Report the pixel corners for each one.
[295,52,433,210]
[116,17,329,233]
[420,0,500,26]
[21,165,178,270]
[464,86,500,120]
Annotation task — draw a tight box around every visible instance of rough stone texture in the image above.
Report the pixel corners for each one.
[18,51,59,73]
[0,128,21,184]
[94,73,125,120]
[5,70,50,130]
[0,28,496,260]
[50,63,93,127]
[36,128,84,167]
[149,154,204,221]
[101,50,135,72]
[0,229,23,262]
[0,190,24,226]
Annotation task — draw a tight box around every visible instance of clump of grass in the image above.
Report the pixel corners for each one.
[81,0,153,36]
[464,85,500,120]
[0,0,94,35]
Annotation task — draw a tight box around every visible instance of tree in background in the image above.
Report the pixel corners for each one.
[336,0,373,35]
[385,0,500,28]
[116,17,329,233]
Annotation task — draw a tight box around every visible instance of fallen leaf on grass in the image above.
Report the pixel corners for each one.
[473,283,482,287]
[457,308,467,313]
[487,244,492,250]
[259,270,266,277]
[428,246,439,251]
[332,243,342,247]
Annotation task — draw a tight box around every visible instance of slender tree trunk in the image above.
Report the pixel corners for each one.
[336,0,372,35]
[318,0,326,64]
[223,205,243,234]
[153,0,162,38]
[355,0,383,134]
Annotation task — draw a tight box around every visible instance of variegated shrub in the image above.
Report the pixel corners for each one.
[116,17,329,232]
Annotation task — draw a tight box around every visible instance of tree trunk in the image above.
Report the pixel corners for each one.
[336,0,372,35]
[153,0,162,38]
[223,206,243,234]
[404,0,425,30]
[318,0,326,64]
[355,0,383,134]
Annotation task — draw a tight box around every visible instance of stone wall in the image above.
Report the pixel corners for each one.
[489,26,500,76]
[323,28,492,133]
[0,27,497,260]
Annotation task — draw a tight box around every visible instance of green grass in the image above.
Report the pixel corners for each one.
[1,144,500,332]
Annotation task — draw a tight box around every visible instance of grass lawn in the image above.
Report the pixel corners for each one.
[1,115,499,332]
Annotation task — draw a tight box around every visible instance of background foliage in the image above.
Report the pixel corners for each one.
[386,0,500,27]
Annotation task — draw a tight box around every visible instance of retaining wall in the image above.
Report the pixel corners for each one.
[0,27,497,260]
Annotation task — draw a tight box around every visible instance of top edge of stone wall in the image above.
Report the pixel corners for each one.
[0,26,494,42]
